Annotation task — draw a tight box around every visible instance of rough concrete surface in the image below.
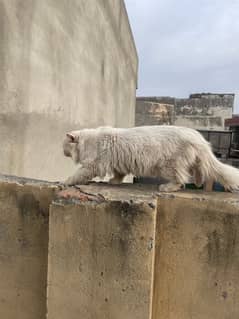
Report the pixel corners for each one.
[0,0,138,181]
[0,175,57,319]
[152,191,239,319]
[1,175,239,319]
[47,184,157,319]
[136,101,175,126]
[136,93,234,130]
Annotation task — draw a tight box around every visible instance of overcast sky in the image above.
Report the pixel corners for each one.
[125,0,239,111]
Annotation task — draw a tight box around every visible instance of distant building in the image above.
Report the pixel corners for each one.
[233,93,239,114]
[225,115,239,157]
[136,93,234,130]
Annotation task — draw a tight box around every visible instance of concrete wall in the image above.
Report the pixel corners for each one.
[47,185,156,319]
[0,0,138,181]
[153,192,239,319]
[0,175,56,319]
[136,93,234,130]
[136,101,174,126]
[1,175,239,318]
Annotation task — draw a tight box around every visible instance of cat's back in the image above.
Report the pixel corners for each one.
[114,126,208,149]
[117,125,198,138]
[93,125,205,146]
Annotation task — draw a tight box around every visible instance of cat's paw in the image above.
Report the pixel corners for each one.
[64,177,77,186]
[158,183,182,192]
[109,177,123,185]
[64,176,90,186]
[55,181,66,189]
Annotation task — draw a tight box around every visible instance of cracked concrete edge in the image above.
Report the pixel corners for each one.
[0,173,58,188]
[0,174,157,206]
[1,174,238,207]
[157,190,239,207]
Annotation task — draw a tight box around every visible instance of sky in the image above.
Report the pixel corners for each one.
[124,0,239,112]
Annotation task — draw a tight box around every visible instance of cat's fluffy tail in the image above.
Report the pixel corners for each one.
[199,144,239,192]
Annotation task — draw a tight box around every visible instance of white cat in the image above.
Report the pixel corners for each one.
[63,125,239,192]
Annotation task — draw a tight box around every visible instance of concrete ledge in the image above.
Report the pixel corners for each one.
[0,175,239,318]
[0,175,57,319]
[47,184,157,319]
[153,192,239,319]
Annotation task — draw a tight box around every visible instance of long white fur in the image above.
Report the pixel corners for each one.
[63,125,239,192]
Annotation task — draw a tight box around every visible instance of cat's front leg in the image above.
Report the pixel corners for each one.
[65,175,86,186]
[109,170,126,185]
[64,166,95,186]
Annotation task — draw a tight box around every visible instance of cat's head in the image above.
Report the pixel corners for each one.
[63,132,80,163]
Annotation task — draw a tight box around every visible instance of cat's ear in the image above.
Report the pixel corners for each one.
[66,133,78,143]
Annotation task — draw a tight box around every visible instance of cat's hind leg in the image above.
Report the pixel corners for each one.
[192,166,203,187]
[158,165,187,192]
